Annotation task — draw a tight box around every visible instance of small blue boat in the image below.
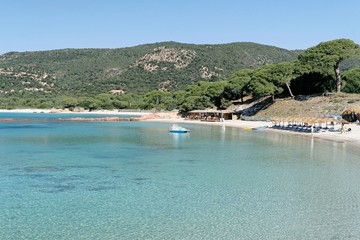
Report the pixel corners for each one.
[169,124,190,133]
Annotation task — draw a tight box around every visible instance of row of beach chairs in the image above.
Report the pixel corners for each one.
[272,124,334,133]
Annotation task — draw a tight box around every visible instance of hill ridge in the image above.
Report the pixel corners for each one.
[0,41,301,97]
[0,41,299,97]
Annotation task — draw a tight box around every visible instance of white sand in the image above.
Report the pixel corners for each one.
[0,108,151,116]
[0,109,53,113]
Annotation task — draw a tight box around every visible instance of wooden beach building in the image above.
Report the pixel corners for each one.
[186,109,233,122]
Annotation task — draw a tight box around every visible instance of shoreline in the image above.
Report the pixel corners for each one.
[1,108,359,147]
[143,117,360,147]
[0,108,151,116]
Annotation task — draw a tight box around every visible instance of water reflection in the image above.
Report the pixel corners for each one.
[170,132,190,148]
[310,137,314,160]
[220,125,226,143]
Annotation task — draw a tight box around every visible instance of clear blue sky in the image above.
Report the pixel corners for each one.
[1,0,359,54]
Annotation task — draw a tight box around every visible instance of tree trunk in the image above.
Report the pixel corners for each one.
[334,62,341,93]
[285,83,295,99]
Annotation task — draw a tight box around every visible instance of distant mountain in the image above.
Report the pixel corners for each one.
[0,42,299,97]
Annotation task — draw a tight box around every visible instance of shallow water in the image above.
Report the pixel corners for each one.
[1,113,360,239]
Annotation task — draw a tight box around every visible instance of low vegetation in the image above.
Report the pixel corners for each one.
[255,93,360,118]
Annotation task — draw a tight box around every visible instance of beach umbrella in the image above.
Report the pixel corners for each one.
[342,106,360,122]
[342,106,360,114]
[315,118,329,128]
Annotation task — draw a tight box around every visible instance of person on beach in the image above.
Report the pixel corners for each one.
[341,123,346,134]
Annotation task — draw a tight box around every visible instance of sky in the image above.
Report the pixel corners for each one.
[1,0,359,54]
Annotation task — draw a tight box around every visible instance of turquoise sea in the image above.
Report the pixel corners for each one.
[1,113,360,239]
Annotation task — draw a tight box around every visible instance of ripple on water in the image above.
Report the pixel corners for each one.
[23,166,64,173]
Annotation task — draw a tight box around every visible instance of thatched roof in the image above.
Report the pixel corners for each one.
[342,106,360,122]
[271,117,336,124]
[342,106,360,115]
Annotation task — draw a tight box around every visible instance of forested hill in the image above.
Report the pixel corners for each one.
[0,42,298,97]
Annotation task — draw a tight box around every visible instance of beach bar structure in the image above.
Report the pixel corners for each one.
[186,109,233,122]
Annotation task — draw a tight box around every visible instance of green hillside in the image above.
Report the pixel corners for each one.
[0,42,298,97]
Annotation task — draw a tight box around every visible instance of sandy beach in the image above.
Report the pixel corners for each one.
[141,113,360,147]
[0,108,359,147]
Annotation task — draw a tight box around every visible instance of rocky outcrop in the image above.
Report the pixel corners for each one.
[0,67,53,94]
[199,66,222,79]
[135,46,196,72]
